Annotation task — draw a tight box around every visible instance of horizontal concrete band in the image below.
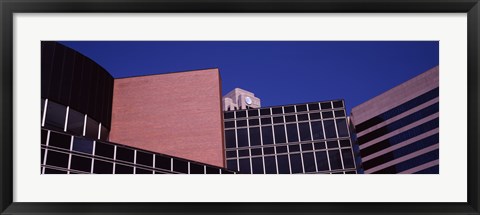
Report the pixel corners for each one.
[357,97,439,136]
[364,143,439,174]
[359,113,439,150]
[361,128,439,162]
[399,159,439,174]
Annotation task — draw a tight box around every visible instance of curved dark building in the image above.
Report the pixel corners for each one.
[41,41,114,139]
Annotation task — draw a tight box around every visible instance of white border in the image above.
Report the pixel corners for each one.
[13,13,467,202]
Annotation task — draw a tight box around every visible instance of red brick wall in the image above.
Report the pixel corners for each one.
[110,69,225,168]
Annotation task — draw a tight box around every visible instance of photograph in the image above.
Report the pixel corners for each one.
[40,41,439,174]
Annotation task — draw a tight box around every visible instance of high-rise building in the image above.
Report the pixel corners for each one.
[41,41,233,174]
[223,88,261,111]
[350,66,439,174]
[223,100,358,174]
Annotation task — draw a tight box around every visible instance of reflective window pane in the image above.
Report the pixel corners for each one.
[239,158,251,174]
[261,126,274,145]
[136,151,153,167]
[342,149,355,169]
[336,119,349,137]
[45,101,66,131]
[249,127,261,146]
[225,130,236,148]
[93,159,113,174]
[302,152,316,172]
[190,163,205,174]
[290,153,303,173]
[49,132,71,150]
[315,151,329,171]
[70,155,92,172]
[155,155,171,171]
[274,125,286,144]
[277,155,290,174]
[72,137,93,154]
[237,129,248,147]
[227,159,238,172]
[67,108,84,136]
[46,150,69,168]
[311,121,325,140]
[94,142,114,158]
[286,124,299,142]
[264,156,277,174]
[298,122,312,141]
[173,160,188,173]
[252,157,264,174]
[329,150,343,170]
[115,164,134,174]
[324,120,337,139]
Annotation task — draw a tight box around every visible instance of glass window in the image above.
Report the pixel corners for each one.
[45,100,66,131]
[272,107,283,114]
[249,127,261,146]
[190,163,205,174]
[277,155,290,174]
[206,166,219,174]
[301,143,313,151]
[311,121,325,140]
[261,126,274,145]
[41,99,45,121]
[136,151,153,167]
[227,159,238,172]
[251,157,264,174]
[302,152,316,173]
[66,108,84,136]
[237,129,249,147]
[236,120,247,127]
[249,119,259,126]
[95,142,114,158]
[314,142,326,150]
[298,122,312,141]
[115,164,134,174]
[100,125,109,141]
[136,168,153,174]
[226,150,237,158]
[45,150,69,168]
[315,151,329,171]
[274,125,286,143]
[334,110,346,117]
[173,160,188,173]
[251,148,262,156]
[308,103,320,111]
[290,153,303,173]
[41,148,45,164]
[333,101,343,108]
[93,159,113,174]
[48,132,71,150]
[44,168,67,174]
[322,111,334,119]
[72,137,93,154]
[285,115,296,122]
[239,158,251,174]
[70,155,91,172]
[320,102,332,110]
[260,108,271,115]
[115,147,134,162]
[85,117,99,139]
[327,141,339,149]
[289,144,300,152]
[224,112,234,119]
[264,156,277,174]
[340,139,351,147]
[336,119,349,137]
[296,105,307,112]
[238,150,249,157]
[342,149,355,169]
[329,150,343,170]
[260,117,272,125]
[309,113,321,120]
[263,147,275,155]
[41,130,48,145]
[236,110,246,118]
[225,130,236,148]
[324,120,337,139]
[284,106,295,113]
[276,146,288,153]
[248,109,259,117]
[224,121,235,128]
[297,114,309,121]
[286,124,299,142]
[273,116,284,123]
[155,155,171,171]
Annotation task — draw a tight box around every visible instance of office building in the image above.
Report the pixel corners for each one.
[223,88,261,111]
[223,99,357,174]
[350,66,439,174]
[41,41,233,174]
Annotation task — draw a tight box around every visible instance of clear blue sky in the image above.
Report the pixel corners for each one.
[59,41,439,113]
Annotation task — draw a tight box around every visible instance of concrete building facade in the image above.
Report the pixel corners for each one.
[350,66,439,174]
[223,88,261,111]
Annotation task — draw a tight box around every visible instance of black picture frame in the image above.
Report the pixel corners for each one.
[1,0,479,214]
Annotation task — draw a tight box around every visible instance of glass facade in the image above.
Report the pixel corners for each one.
[224,100,357,174]
[41,129,235,174]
